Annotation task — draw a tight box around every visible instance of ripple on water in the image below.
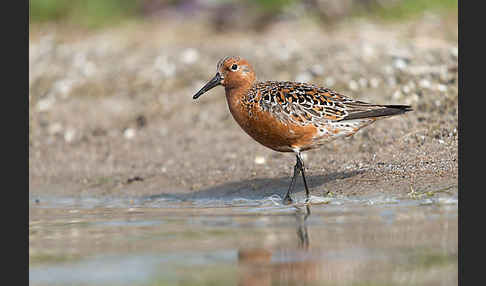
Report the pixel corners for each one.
[30,191,457,213]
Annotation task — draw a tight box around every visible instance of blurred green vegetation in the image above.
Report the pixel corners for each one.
[29,0,140,27]
[249,0,295,12]
[29,0,457,29]
[353,0,457,20]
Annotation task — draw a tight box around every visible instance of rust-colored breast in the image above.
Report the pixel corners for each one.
[246,105,319,152]
[225,86,319,152]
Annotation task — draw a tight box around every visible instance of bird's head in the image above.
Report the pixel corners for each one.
[193,56,255,99]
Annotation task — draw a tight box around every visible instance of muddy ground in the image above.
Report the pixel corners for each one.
[29,13,458,202]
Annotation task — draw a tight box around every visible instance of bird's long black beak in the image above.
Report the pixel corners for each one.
[193,73,222,99]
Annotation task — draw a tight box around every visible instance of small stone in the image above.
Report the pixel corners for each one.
[64,129,76,143]
[310,64,324,76]
[419,79,431,89]
[136,115,147,128]
[405,93,420,105]
[450,47,458,58]
[124,128,136,139]
[54,79,76,97]
[370,77,380,88]
[392,90,402,99]
[36,97,55,112]
[254,156,265,165]
[126,176,144,184]
[180,48,199,64]
[393,58,407,70]
[48,123,63,135]
[348,80,359,91]
[402,85,411,94]
[437,84,448,92]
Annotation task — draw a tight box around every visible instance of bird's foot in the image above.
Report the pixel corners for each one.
[282,195,293,205]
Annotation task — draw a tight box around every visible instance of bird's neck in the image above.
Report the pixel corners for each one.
[224,81,256,127]
[224,80,255,106]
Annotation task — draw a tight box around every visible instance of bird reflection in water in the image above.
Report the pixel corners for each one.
[237,204,318,286]
[296,204,310,250]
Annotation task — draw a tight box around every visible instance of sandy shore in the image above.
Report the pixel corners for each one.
[29,14,458,201]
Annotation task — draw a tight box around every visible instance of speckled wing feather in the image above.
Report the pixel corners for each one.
[251,81,411,126]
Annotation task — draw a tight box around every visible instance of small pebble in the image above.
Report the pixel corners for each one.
[348,80,359,91]
[124,128,136,139]
[310,64,324,76]
[64,129,76,143]
[254,156,265,165]
[392,90,402,99]
[393,58,408,70]
[369,77,380,88]
[180,48,199,64]
[126,176,144,183]
[419,79,431,89]
[54,79,76,97]
[36,97,55,112]
[48,123,63,135]
[402,85,411,94]
[437,84,448,92]
[450,47,458,58]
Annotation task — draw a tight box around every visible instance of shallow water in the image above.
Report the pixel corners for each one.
[29,193,458,286]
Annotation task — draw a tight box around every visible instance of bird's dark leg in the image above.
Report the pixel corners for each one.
[283,152,311,205]
[283,156,301,205]
[297,152,311,203]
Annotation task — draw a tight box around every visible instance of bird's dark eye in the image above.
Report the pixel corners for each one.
[231,64,238,71]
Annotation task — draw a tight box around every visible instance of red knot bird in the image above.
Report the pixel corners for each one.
[193,56,412,204]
